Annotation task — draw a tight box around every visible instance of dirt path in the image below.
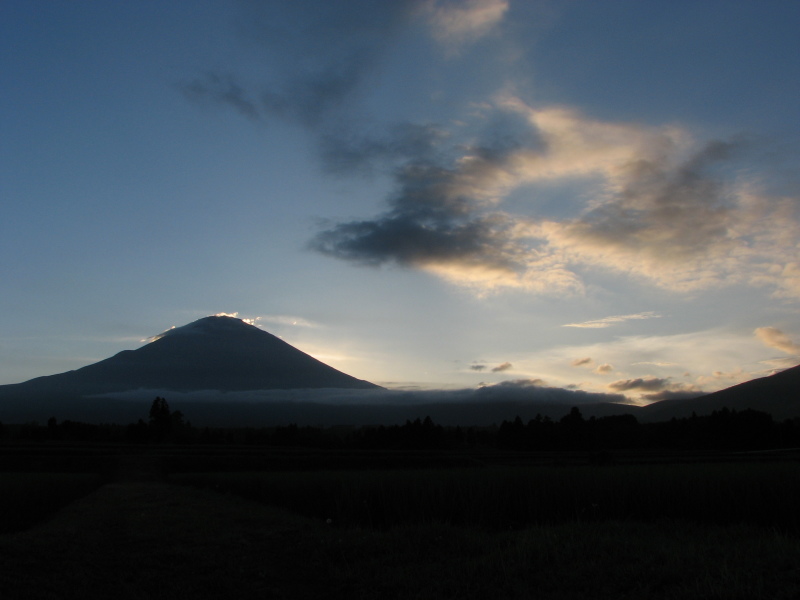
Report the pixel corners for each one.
[0,481,339,599]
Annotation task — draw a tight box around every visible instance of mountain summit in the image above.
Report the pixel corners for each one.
[5,316,380,395]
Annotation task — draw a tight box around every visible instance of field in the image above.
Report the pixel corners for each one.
[1,444,800,599]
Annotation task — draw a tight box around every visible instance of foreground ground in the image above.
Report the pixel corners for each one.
[2,474,800,599]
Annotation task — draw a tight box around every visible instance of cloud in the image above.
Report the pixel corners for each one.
[571,357,593,367]
[418,0,509,51]
[181,1,418,127]
[310,160,541,289]
[181,72,261,120]
[608,376,703,402]
[313,97,800,299]
[183,5,800,302]
[608,377,670,393]
[319,123,448,175]
[594,363,613,374]
[755,327,800,355]
[564,312,661,329]
[309,118,587,295]
[695,368,748,387]
[482,378,543,389]
[470,361,511,372]
[640,389,702,402]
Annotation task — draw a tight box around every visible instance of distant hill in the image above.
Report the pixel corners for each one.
[642,364,800,421]
[0,316,379,397]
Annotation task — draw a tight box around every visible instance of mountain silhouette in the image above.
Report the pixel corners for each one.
[1,316,379,396]
[643,363,800,421]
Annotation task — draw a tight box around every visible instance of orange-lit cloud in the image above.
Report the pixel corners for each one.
[755,327,800,355]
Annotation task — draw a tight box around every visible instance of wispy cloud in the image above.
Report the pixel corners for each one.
[571,357,593,367]
[181,72,260,120]
[572,357,614,374]
[418,0,509,52]
[181,2,416,127]
[491,361,512,372]
[633,361,679,367]
[564,312,661,329]
[755,326,800,355]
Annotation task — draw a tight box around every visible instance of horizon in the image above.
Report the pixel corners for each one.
[2,313,793,412]
[2,1,799,403]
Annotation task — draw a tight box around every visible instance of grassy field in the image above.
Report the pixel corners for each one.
[170,461,800,532]
[2,446,800,598]
[0,472,104,533]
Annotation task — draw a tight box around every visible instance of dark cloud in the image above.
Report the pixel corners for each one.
[473,379,627,405]
[608,377,669,392]
[492,361,512,372]
[574,138,751,260]
[319,123,448,175]
[309,153,528,274]
[310,209,520,271]
[179,63,368,128]
[470,364,487,371]
[257,63,369,127]
[481,378,543,390]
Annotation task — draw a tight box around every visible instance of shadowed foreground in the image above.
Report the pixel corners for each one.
[0,481,334,599]
[2,475,800,599]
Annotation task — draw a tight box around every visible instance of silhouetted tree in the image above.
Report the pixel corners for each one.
[149,397,175,441]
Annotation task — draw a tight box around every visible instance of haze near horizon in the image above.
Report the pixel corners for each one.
[2,1,799,404]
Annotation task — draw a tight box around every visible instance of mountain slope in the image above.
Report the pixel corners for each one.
[642,363,800,421]
[1,316,379,396]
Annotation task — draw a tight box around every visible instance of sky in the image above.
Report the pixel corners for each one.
[2,0,800,405]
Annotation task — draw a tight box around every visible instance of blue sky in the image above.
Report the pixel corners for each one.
[2,0,799,403]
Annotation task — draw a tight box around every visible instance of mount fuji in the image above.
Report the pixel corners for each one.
[0,315,379,397]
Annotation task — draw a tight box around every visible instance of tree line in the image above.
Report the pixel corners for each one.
[3,398,800,452]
